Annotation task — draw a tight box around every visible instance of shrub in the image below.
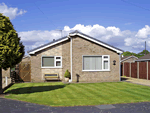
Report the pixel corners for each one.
[64,70,70,78]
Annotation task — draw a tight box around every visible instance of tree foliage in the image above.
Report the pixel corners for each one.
[0,13,25,70]
[122,50,149,58]
[0,13,25,94]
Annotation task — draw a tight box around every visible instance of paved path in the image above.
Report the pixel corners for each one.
[1,97,150,113]
[122,77,150,86]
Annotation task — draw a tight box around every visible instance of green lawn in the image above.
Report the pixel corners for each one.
[3,82,150,107]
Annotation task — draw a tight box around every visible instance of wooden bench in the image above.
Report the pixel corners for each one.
[44,73,59,81]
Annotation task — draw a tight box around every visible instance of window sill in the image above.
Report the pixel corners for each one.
[82,70,110,72]
[41,67,62,69]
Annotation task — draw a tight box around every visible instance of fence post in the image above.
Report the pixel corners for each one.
[130,62,131,77]
[5,76,7,86]
[147,61,148,80]
[137,62,139,79]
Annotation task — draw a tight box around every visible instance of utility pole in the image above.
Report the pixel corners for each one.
[145,41,146,55]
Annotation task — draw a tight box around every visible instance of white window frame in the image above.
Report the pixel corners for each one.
[41,56,62,68]
[82,55,110,71]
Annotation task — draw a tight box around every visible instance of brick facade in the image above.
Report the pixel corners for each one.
[30,40,70,82]
[30,36,120,83]
[72,36,120,82]
[2,68,10,77]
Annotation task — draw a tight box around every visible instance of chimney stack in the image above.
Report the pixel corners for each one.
[53,39,55,42]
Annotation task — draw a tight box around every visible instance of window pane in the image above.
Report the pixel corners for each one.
[104,56,108,58]
[83,56,91,70]
[56,61,61,66]
[104,61,108,69]
[83,56,102,70]
[42,57,54,66]
[56,57,61,59]
[90,57,95,70]
[95,56,102,70]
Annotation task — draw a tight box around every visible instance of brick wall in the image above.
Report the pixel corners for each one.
[30,40,70,82]
[72,36,120,82]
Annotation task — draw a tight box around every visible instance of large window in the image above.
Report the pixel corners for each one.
[42,56,62,68]
[83,55,110,71]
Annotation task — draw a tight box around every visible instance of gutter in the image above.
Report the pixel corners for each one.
[134,59,150,62]
[68,35,72,82]
[119,53,121,81]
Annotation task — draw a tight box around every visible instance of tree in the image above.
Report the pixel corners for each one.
[122,51,137,56]
[138,50,149,56]
[0,13,25,94]
[122,50,149,58]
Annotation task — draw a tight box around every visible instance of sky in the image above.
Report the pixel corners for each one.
[1,0,150,55]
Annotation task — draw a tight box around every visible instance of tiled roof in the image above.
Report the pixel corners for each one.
[28,30,124,54]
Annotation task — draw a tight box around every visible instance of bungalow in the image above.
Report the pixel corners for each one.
[28,30,124,83]
[120,55,138,63]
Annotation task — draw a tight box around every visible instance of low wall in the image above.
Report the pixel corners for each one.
[2,77,11,89]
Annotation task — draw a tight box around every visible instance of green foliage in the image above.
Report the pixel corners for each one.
[64,69,70,78]
[138,50,149,56]
[122,50,149,58]
[0,13,25,70]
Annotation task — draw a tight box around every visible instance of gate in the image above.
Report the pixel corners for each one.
[139,62,147,79]
[131,62,137,78]
[124,63,130,77]
[19,61,31,82]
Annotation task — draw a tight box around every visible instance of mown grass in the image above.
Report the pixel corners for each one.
[3,82,150,107]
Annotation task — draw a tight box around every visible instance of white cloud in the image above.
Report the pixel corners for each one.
[135,25,150,38]
[124,38,134,46]
[18,24,150,55]
[125,23,132,25]
[0,2,27,20]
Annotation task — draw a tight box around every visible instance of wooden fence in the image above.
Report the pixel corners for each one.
[121,61,150,80]
[19,61,31,82]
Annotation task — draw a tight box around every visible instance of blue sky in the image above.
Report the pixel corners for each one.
[1,0,150,55]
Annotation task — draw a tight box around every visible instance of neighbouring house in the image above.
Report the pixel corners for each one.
[2,68,11,88]
[27,30,124,83]
[120,55,138,76]
[120,55,138,63]
[135,52,150,62]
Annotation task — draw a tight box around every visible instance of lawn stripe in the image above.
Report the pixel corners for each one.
[109,82,150,95]
[105,83,150,100]
[79,83,123,103]
[88,83,143,101]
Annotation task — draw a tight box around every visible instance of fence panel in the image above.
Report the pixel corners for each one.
[131,62,137,78]
[19,61,31,82]
[139,62,147,79]
[148,62,150,80]
[124,62,130,77]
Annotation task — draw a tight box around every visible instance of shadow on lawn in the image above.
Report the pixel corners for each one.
[5,84,69,94]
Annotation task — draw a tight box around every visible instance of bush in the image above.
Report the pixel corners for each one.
[64,69,70,78]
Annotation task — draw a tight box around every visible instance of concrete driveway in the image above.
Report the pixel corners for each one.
[1,97,150,113]
[121,77,150,86]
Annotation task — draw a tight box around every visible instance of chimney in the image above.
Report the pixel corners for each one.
[53,39,55,42]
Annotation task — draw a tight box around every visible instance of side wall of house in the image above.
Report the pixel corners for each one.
[122,57,138,63]
[2,68,10,77]
[72,36,120,83]
[30,40,70,82]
